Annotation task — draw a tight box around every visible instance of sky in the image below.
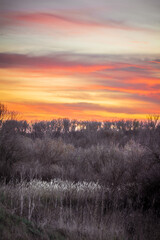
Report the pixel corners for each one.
[0,0,160,121]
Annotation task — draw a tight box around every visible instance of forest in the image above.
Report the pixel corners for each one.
[0,103,160,240]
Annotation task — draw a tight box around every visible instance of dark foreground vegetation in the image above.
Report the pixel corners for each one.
[0,103,160,239]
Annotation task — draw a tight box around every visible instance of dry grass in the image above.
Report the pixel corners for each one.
[0,178,160,240]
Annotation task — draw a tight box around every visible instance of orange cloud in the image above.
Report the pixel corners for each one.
[1,53,160,121]
[5,101,160,122]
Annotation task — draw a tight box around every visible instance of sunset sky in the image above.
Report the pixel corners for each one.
[0,0,160,121]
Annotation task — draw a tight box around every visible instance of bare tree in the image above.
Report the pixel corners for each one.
[0,103,18,127]
[147,114,160,129]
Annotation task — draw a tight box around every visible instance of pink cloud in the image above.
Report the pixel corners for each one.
[0,11,157,32]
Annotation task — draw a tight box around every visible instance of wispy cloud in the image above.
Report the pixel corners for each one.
[1,11,158,33]
[1,52,160,120]
[1,0,160,120]
[4,101,160,122]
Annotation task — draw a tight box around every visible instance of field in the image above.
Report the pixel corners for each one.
[0,114,160,239]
